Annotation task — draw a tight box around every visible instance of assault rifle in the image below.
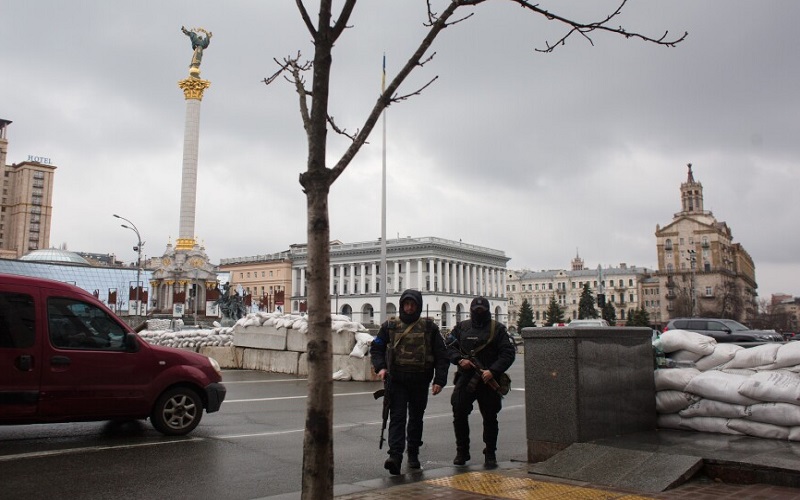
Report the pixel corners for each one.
[373,373,391,449]
[373,341,393,449]
[446,335,504,397]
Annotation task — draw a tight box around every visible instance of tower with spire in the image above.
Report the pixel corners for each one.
[654,163,757,325]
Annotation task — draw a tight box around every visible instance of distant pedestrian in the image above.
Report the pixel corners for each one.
[447,296,516,466]
[370,289,449,475]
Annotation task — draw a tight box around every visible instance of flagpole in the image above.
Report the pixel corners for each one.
[380,53,388,324]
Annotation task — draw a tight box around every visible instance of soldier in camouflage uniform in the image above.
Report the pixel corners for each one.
[370,289,449,475]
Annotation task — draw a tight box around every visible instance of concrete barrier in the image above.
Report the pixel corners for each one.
[523,326,656,462]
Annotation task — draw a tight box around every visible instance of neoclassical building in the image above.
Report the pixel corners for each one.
[288,236,510,329]
[654,164,757,322]
[219,251,292,312]
[506,254,655,328]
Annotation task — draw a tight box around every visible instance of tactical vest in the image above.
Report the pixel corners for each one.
[388,317,434,372]
[456,319,496,355]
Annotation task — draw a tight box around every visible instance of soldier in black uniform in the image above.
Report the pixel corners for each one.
[447,296,516,466]
[370,289,449,475]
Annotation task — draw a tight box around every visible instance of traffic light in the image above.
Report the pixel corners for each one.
[597,293,606,307]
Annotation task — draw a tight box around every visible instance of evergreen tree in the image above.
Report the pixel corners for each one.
[626,306,651,327]
[578,283,599,319]
[601,301,616,325]
[516,299,536,331]
[544,297,565,326]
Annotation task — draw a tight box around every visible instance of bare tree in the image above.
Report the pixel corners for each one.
[264,1,685,497]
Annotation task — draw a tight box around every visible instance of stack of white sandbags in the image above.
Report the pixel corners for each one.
[232,311,370,336]
[137,326,234,349]
[654,329,800,440]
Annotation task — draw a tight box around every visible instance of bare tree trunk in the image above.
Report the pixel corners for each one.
[301,177,333,499]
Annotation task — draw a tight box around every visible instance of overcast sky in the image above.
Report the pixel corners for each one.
[2,1,798,299]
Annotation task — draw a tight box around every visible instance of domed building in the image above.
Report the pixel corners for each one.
[20,248,91,266]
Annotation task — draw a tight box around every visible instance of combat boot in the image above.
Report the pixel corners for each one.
[407,449,421,469]
[453,448,470,466]
[484,449,497,467]
[384,454,402,475]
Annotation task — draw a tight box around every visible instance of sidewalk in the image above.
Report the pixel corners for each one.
[264,430,800,499]
[327,460,800,500]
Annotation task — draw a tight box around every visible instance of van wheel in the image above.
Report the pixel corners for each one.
[150,387,203,436]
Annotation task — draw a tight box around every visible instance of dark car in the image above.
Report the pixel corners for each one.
[664,317,783,343]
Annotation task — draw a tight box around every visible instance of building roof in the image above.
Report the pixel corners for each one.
[20,248,91,265]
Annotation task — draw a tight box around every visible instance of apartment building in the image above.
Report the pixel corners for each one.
[506,254,654,328]
[0,119,56,258]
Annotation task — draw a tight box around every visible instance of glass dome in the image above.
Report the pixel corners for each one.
[20,248,91,266]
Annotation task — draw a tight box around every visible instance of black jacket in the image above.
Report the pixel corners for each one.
[446,319,516,377]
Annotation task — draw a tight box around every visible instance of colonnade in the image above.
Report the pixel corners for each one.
[292,258,506,299]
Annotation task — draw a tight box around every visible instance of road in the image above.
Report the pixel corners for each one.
[0,358,527,499]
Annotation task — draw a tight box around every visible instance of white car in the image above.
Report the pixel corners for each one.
[564,319,610,328]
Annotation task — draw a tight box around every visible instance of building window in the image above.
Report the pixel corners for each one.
[705,286,713,297]
[33,171,44,179]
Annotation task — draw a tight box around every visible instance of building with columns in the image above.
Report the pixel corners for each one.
[219,251,292,312]
[288,236,510,330]
[654,164,757,323]
[506,254,655,329]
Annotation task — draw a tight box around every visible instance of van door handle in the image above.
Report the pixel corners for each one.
[50,356,71,366]
[16,354,33,371]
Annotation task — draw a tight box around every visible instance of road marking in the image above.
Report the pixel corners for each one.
[0,438,203,462]
[222,378,308,384]
[213,404,524,440]
[225,390,377,403]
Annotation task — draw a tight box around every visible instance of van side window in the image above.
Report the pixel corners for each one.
[0,292,36,348]
[48,297,126,350]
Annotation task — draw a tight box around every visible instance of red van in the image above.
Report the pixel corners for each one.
[0,274,225,435]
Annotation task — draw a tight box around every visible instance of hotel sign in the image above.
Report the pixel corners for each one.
[27,155,52,164]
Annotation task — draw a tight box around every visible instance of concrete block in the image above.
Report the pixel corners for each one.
[242,349,299,374]
[287,328,357,355]
[233,325,288,350]
[286,330,308,352]
[332,329,357,355]
[198,346,241,369]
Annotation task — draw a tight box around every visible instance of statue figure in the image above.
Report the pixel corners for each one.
[181,26,212,74]
[212,283,246,323]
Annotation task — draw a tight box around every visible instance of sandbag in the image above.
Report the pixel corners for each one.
[694,343,743,371]
[680,399,747,419]
[656,329,716,355]
[745,402,800,426]
[727,419,790,440]
[738,371,800,405]
[680,416,743,435]
[654,368,701,392]
[684,371,759,406]
[656,390,700,413]
[725,343,782,370]
[774,342,800,369]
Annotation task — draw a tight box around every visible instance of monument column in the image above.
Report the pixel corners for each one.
[176,77,211,250]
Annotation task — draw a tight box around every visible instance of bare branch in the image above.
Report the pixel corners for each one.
[330,0,357,40]
[327,115,358,141]
[295,0,317,36]
[390,76,439,104]
[506,0,687,52]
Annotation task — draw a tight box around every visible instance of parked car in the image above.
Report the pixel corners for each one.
[663,317,783,343]
[0,274,226,435]
[564,319,610,328]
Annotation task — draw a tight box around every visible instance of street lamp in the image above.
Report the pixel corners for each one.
[114,214,144,316]
[687,249,697,317]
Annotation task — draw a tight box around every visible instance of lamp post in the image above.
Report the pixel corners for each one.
[687,249,697,317]
[114,214,144,316]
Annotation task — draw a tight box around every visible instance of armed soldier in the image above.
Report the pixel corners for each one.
[447,296,516,467]
[370,289,449,475]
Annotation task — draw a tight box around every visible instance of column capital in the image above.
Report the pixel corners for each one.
[178,77,211,100]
